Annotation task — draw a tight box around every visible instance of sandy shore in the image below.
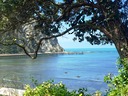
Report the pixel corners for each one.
[0,87,25,96]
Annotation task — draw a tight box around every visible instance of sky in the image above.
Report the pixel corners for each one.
[57,23,115,49]
[58,34,115,49]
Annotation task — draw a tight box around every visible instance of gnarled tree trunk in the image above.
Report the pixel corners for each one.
[112,30,128,59]
[100,23,128,58]
[114,39,128,59]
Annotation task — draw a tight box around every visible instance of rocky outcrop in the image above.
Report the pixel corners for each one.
[0,20,64,54]
[0,87,24,96]
[40,38,64,53]
[21,20,64,53]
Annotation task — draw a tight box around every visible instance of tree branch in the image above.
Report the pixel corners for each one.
[15,43,34,58]
[100,27,113,39]
[56,2,100,22]
[21,24,88,59]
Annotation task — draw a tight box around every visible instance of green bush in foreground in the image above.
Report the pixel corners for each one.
[104,58,128,96]
[24,80,91,96]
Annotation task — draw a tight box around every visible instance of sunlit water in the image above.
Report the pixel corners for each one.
[0,48,119,93]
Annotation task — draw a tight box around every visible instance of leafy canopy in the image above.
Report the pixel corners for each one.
[0,0,128,58]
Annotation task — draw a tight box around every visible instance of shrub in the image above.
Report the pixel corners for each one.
[24,80,91,96]
[104,58,128,96]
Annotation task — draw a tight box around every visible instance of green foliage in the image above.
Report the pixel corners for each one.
[24,80,91,96]
[58,0,128,45]
[104,58,128,96]
[0,0,127,58]
[0,0,36,54]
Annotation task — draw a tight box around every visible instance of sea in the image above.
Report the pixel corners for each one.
[0,48,119,94]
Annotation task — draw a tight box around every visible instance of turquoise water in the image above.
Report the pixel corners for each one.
[0,48,119,93]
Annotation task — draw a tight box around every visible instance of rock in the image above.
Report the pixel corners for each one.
[0,87,24,96]
[40,38,64,53]
[22,20,64,53]
[0,20,64,54]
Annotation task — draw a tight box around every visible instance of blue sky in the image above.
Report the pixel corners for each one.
[58,34,115,49]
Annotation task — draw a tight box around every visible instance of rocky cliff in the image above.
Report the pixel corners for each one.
[40,38,64,53]
[0,20,64,54]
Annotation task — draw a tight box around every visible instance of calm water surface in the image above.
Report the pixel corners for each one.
[0,48,119,93]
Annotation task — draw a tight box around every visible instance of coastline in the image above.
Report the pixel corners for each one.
[0,52,84,57]
[0,54,26,57]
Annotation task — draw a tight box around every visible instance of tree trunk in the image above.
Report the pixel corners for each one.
[113,32,128,59]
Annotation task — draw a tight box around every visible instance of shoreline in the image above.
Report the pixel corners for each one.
[0,52,84,57]
[0,54,26,57]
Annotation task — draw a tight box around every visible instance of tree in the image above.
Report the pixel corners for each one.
[0,0,128,59]
[0,0,66,58]
[53,0,128,58]
[0,0,38,58]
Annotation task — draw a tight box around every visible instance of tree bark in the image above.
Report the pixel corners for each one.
[114,39,128,58]
[112,31,128,59]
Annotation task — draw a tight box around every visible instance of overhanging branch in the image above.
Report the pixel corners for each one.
[19,24,88,59]
[56,2,100,22]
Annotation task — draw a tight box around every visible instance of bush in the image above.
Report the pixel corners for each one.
[104,58,128,96]
[24,80,91,96]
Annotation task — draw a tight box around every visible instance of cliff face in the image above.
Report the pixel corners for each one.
[0,21,64,54]
[40,38,64,53]
[22,21,64,53]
